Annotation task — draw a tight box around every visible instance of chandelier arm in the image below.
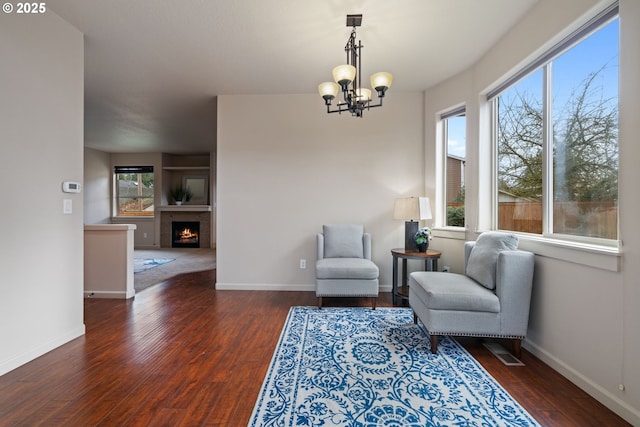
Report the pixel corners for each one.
[326,103,350,114]
[370,98,383,108]
[327,99,382,116]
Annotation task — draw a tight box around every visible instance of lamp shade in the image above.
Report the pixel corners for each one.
[370,72,393,91]
[394,196,431,251]
[355,88,371,102]
[418,197,432,220]
[332,64,357,85]
[393,197,432,221]
[318,82,340,100]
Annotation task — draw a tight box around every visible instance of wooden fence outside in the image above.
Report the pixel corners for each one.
[448,201,617,239]
[498,201,617,239]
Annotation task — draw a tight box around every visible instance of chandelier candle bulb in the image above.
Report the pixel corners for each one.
[356,88,371,102]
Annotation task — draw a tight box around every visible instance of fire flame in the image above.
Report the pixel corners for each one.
[180,228,198,240]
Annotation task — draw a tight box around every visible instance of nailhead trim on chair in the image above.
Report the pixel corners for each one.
[428,332,525,339]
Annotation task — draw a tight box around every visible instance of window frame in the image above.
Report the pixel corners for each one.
[114,166,155,218]
[487,2,619,250]
[440,106,467,229]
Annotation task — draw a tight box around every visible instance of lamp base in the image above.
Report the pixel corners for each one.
[404,220,418,251]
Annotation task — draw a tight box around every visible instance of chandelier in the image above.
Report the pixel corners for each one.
[318,14,393,117]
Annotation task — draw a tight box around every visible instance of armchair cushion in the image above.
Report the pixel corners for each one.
[323,224,364,259]
[466,231,518,289]
[316,258,379,280]
[410,272,500,313]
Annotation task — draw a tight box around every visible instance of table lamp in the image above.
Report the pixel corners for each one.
[393,197,432,251]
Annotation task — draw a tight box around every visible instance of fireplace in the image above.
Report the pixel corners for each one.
[160,209,211,248]
[171,221,200,248]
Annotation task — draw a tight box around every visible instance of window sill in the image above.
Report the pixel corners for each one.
[515,234,621,272]
[434,228,621,272]
[432,227,467,240]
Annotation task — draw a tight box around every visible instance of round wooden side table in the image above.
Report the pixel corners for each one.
[391,248,442,306]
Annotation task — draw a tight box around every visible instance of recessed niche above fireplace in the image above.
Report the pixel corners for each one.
[172,221,200,248]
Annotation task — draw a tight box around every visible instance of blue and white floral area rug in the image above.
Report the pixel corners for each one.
[249,306,539,427]
[133,258,175,274]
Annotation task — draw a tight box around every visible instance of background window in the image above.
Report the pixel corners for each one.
[491,8,618,242]
[441,108,466,227]
[496,70,543,233]
[551,21,618,240]
[115,166,154,216]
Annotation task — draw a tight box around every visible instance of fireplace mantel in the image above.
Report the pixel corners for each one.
[157,205,212,212]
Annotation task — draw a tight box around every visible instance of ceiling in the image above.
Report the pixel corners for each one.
[49,0,538,154]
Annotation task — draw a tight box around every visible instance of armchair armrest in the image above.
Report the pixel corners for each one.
[495,250,535,336]
[317,233,325,260]
[463,241,475,273]
[363,233,372,260]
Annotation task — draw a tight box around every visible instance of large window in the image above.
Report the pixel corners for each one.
[115,166,154,216]
[490,5,618,243]
[441,107,466,227]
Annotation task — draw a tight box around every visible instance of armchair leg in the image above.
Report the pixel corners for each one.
[371,297,377,310]
[317,297,322,309]
[430,335,439,354]
[413,312,418,324]
[511,339,522,359]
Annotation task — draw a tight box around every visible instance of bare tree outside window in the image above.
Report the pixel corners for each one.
[496,17,618,241]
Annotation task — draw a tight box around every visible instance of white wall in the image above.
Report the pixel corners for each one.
[217,93,424,290]
[84,148,111,224]
[0,11,85,375]
[618,0,640,420]
[424,0,640,423]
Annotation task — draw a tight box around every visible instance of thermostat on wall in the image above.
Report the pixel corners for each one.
[62,181,81,193]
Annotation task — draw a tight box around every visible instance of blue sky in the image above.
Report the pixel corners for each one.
[447,115,466,158]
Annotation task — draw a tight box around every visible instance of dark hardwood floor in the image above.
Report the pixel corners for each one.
[0,269,629,426]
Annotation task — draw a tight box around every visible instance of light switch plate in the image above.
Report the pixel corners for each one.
[63,199,72,214]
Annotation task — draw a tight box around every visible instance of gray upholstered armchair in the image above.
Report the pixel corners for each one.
[409,232,534,358]
[316,224,379,309]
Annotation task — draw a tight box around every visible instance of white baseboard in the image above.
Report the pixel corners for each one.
[215,283,392,292]
[523,340,640,426]
[84,290,134,299]
[0,325,86,376]
[215,283,315,291]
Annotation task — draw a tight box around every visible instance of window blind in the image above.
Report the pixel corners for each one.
[114,166,153,174]
[440,106,466,120]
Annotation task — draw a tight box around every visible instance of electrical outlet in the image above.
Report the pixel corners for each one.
[143,232,148,238]
[443,266,451,272]
[299,259,307,269]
